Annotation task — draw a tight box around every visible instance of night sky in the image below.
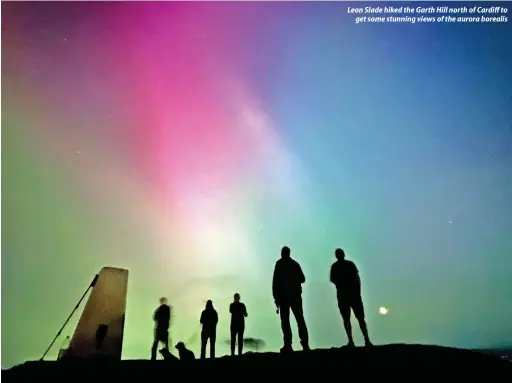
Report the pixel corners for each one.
[2,1,511,369]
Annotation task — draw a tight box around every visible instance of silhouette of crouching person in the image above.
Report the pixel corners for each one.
[200,300,218,359]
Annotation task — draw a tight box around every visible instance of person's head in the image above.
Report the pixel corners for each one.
[160,297,168,305]
[234,293,240,302]
[175,342,185,350]
[335,248,345,261]
[281,246,291,259]
[206,299,213,309]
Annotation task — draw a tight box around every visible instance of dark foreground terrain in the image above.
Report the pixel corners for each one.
[3,344,511,381]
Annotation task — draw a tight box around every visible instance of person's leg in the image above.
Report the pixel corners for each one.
[230,326,236,356]
[200,331,207,359]
[238,325,245,355]
[210,330,216,359]
[337,295,354,346]
[290,298,309,350]
[162,330,169,350]
[279,303,292,349]
[151,337,159,360]
[352,295,372,346]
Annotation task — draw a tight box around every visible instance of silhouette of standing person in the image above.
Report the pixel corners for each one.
[229,293,248,356]
[151,297,171,360]
[272,246,310,353]
[200,300,218,359]
[330,248,373,347]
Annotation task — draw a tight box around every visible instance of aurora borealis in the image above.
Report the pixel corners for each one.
[2,1,511,368]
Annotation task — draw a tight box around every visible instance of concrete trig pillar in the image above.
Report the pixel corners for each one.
[61,267,129,360]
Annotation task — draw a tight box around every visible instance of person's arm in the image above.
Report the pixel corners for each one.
[272,263,280,303]
[330,264,336,285]
[229,303,233,314]
[352,263,361,290]
[243,304,248,317]
[298,263,306,284]
[213,311,218,325]
[200,311,204,324]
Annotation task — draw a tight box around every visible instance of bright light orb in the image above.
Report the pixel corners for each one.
[379,306,389,315]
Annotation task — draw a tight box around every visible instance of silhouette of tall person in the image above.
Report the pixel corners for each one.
[151,297,171,360]
[330,248,372,347]
[272,246,310,352]
[200,300,218,359]
[229,293,248,356]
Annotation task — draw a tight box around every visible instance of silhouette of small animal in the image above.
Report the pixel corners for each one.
[175,342,195,361]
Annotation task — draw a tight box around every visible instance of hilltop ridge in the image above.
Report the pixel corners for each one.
[3,344,511,381]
